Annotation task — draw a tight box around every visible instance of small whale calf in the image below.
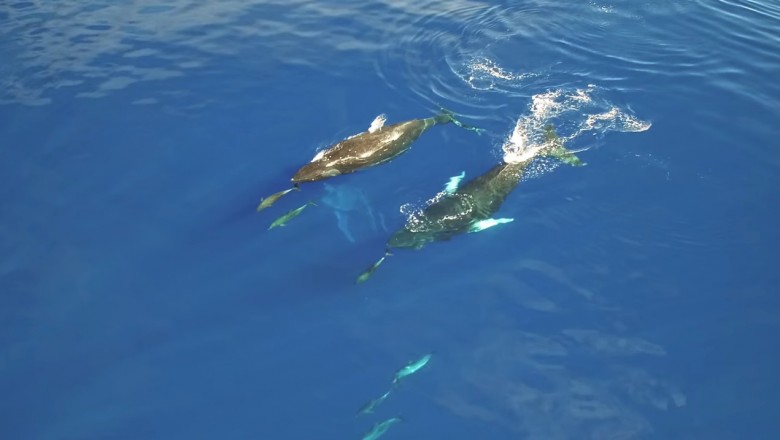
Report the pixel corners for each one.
[356,251,392,284]
[361,417,402,440]
[257,186,300,212]
[267,200,316,230]
[356,389,392,417]
[392,353,432,385]
[355,352,433,420]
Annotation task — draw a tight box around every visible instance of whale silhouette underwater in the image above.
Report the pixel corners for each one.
[321,183,387,243]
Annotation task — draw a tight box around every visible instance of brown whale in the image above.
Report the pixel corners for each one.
[257,110,480,211]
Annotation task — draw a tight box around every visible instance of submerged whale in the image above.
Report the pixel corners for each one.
[356,125,584,283]
[321,183,387,243]
[257,110,480,211]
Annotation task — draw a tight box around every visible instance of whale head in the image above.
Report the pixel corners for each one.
[387,228,433,250]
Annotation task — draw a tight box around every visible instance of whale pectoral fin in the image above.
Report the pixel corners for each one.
[469,218,514,233]
[366,206,378,231]
[443,171,466,194]
[322,168,342,177]
[335,211,356,243]
[357,193,378,230]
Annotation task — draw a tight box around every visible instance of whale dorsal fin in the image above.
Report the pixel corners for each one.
[443,171,465,194]
[310,149,326,162]
[368,114,387,133]
[469,218,514,233]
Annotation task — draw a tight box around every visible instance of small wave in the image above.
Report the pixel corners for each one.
[371,3,549,126]
[589,2,617,15]
[583,107,652,134]
[457,56,538,92]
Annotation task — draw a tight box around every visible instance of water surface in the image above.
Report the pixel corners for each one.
[1,1,779,439]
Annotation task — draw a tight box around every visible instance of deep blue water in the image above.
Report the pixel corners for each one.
[1,1,779,439]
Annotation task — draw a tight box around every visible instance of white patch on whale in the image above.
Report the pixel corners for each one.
[359,129,402,158]
[443,171,466,194]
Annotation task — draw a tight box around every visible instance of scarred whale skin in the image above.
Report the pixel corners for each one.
[388,160,526,250]
[291,115,447,183]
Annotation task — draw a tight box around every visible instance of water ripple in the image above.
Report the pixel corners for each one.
[3,0,777,112]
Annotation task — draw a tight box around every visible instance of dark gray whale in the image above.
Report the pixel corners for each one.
[388,126,583,250]
[356,125,584,283]
[386,160,528,250]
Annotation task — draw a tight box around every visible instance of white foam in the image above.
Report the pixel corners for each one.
[503,121,546,164]
[584,107,652,133]
[459,56,536,91]
[500,86,651,167]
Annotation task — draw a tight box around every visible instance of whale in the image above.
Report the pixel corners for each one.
[389,126,583,250]
[386,161,527,250]
[257,110,480,211]
[291,110,479,183]
[356,125,584,283]
[361,417,402,440]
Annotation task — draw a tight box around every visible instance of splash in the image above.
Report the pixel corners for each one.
[502,85,651,171]
[399,86,651,225]
[583,107,652,133]
[458,56,537,91]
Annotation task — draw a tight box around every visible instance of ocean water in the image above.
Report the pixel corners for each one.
[1,1,779,439]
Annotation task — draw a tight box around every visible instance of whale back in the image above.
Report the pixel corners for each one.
[291,118,432,183]
[388,161,527,248]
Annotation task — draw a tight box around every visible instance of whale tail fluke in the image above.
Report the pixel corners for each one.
[356,250,393,284]
[435,108,485,135]
[543,125,586,167]
[257,184,301,212]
